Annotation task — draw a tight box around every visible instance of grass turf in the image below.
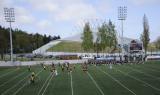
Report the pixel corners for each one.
[47,41,82,52]
[0,61,160,95]
[47,41,120,53]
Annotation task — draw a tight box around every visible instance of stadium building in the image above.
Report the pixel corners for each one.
[32,32,144,61]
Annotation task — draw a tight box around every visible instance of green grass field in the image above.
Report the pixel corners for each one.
[0,61,160,95]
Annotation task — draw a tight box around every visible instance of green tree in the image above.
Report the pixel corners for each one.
[140,14,150,54]
[155,36,160,50]
[81,22,93,52]
[108,20,117,52]
[98,22,108,51]
[0,25,60,58]
[0,27,9,59]
[14,29,30,53]
[94,32,102,54]
[97,20,117,53]
[43,34,48,44]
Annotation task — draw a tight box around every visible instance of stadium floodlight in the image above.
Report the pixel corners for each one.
[118,6,127,56]
[4,8,15,63]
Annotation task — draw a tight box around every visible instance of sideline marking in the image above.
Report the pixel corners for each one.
[87,72,105,95]
[98,67,136,95]
[41,74,54,95]
[0,69,17,79]
[70,72,74,95]
[135,65,160,73]
[114,67,160,92]
[38,73,52,95]
[0,71,26,87]
[1,73,30,95]
[125,66,160,80]
[12,69,43,95]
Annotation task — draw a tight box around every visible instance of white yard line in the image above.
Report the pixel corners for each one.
[114,68,160,92]
[12,81,28,95]
[87,72,105,95]
[12,69,43,95]
[41,74,53,95]
[0,71,26,87]
[145,65,160,71]
[98,67,136,95]
[38,73,52,95]
[125,66,160,80]
[142,66,160,73]
[0,69,17,79]
[1,73,31,95]
[70,72,74,95]
[135,64,160,73]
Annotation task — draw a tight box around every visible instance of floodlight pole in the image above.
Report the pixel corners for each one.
[4,8,15,63]
[118,6,127,62]
[9,20,13,62]
[121,20,124,40]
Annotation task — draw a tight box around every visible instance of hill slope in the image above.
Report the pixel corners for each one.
[47,41,121,53]
[47,41,82,52]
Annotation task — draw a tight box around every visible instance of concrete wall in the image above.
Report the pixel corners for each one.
[0,59,88,67]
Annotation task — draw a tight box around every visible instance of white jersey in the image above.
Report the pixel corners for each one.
[109,64,112,69]
[55,70,58,76]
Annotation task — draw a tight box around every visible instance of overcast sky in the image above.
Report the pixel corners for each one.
[0,0,160,41]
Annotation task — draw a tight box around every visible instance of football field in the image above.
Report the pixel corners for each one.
[0,61,160,95]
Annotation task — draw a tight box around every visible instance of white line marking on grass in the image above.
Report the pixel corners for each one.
[12,81,28,95]
[12,69,43,95]
[70,72,74,95]
[0,71,26,87]
[41,74,54,95]
[0,69,17,79]
[87,72,105,95]
[137,65,160,73]
[1,73,31,95]
[38,73,52,95]
[97,67,136,95]
[125,66,160,80]
[145,65,160,71]
[114,68,160,92]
